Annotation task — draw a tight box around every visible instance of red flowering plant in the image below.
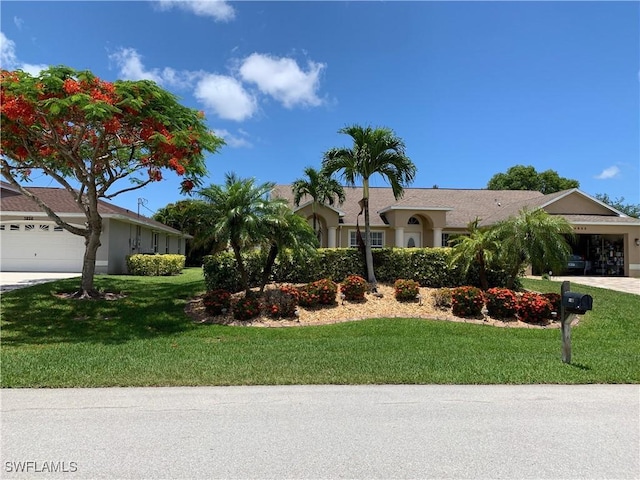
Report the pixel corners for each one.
[297,279,338,307]
[264,285,300,319]
[394,279,420,302]
[542,293,562,317]
[233,294,262,321]
[517,293,553,324]
[451,286,485,317]
[484,287,518,319]
[0,67,223,297]
[202,289,231,315]
[340,275,368,302]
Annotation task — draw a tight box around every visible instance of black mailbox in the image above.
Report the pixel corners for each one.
[562,292,593,314]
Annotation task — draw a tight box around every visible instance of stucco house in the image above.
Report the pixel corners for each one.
[0,182,190,274]
[272,185,640,278]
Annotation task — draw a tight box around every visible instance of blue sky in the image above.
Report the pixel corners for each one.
[1,1,638,215]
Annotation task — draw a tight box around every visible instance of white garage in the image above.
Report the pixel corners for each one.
[0,221,85,273]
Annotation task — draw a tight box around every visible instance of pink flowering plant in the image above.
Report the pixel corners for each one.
[517,292,553,324]
[298,279,338,307]
[394,279,420,302]
[484,287,518,319]
[340,275,368,301]
[451,286,485,317]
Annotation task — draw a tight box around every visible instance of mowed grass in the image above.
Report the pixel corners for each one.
[1,268,638,387]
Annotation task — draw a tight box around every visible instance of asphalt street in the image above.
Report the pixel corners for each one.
[1,385,638,479]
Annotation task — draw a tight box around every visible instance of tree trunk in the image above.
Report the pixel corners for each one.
[78,214,103,298]
[477,252,489,291]
[362,180,377,290]
[232,242,250,295]
[260,244,278,293]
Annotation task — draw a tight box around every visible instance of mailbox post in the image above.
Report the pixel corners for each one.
[560,281,572,363]
[559,281,593,364]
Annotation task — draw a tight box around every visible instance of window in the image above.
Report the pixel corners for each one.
[442,233,451,246]
[152,232,159,253]
[135,226,142,250]
[408,216,420,225]
[166,236,170,254]
[349,230,384,248]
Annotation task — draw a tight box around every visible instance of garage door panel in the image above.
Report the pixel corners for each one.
[1,223,85,272]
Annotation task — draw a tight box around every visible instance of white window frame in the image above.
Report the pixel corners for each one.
[152,232,159,253]
[349,230,384,248]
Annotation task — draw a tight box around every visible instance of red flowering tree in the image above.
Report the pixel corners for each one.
[0,66,223,297]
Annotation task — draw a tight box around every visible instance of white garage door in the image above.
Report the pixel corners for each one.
[0,222,85,272]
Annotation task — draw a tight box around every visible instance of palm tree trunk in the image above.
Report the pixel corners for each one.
[260,243,278,293]
[362,180,377,290]
[231,242,250,295]
[477,252,489,291]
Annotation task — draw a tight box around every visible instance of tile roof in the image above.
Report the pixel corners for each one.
[0,182,185,235]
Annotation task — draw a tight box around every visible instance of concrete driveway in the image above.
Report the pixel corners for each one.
[0,272,80,293]
[531,275,640,296]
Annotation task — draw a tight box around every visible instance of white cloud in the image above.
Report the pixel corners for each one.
[195,74,257,122]
[0,32,47,74]
[13,17,24,30]
[239,53,325,108]
[109,47,199,88]
[595,166,621,180]
[20,63,49,76]
[154,0,235,21]
[213,128,252,148]
[109,47,163,83]
[0,32,18,69]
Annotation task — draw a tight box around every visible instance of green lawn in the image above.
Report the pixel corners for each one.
[1,268,638,387]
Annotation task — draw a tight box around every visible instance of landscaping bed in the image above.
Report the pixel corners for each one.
[186,283,572,329]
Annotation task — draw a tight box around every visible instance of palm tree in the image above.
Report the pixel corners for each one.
[259,203,319,292]
[291,166,345,244]
[198,173,284,295]
[448,218,499,291]
[493,207,574,289]
[322,124,416,289]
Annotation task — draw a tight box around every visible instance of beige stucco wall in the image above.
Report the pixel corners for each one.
[545,193,613,215]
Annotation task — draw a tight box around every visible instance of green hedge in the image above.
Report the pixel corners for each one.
[126,254,185,276]
[203,247,514,291]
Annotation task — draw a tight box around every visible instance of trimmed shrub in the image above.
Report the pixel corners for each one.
[394,279,420,302]
[484,287,518,319]
[340,275,368,302]
[233,294,262,321]
[451,286,485,317]
[298,278,338,307]
[202,289,231,315]
[433,287,453,309]
[517,293,553,324]
[264,286,299,319]
[126,254,185,276]
[203,252,242,293]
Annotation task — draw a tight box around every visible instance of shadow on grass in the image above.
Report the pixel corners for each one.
[0,271,206,347]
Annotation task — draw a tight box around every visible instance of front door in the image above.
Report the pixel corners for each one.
[404,232,421,248]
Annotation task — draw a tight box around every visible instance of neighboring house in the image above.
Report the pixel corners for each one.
[0,182,190,274]
[272,185,640,278]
